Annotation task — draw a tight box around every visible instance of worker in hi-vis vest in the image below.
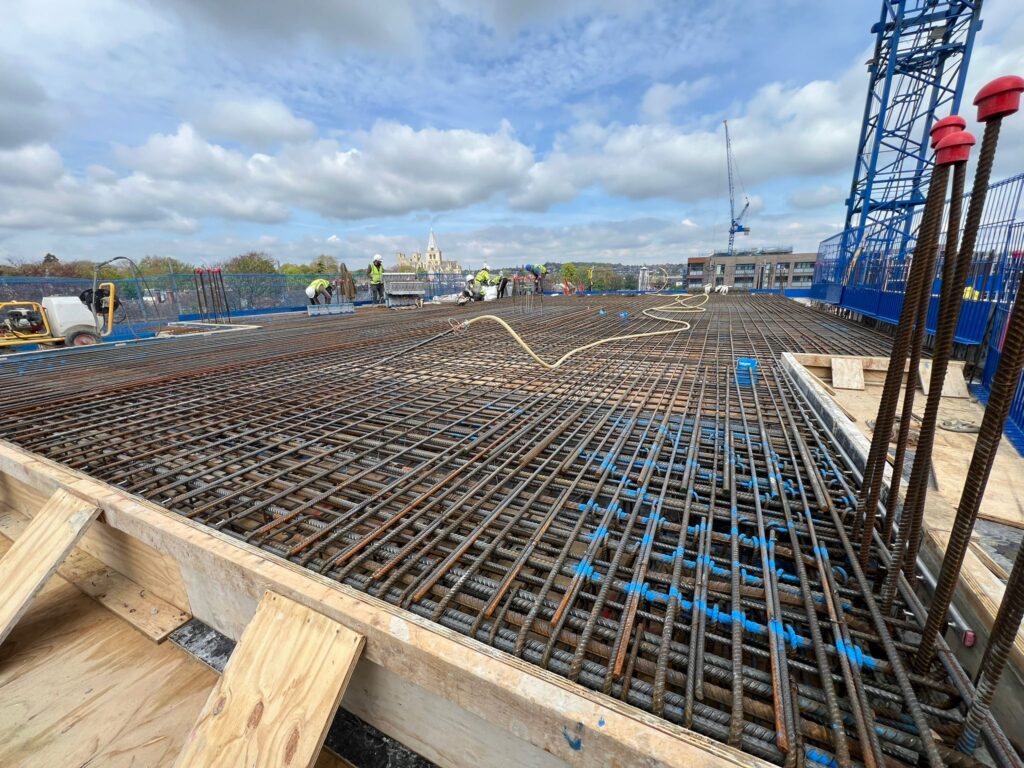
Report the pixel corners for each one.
[525,263,547,294]
[305,277,333,305]
[490,271,510,299]
[474,264,491,287]
[368,254,385,305]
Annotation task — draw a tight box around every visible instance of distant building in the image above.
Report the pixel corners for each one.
[685,247,816,291]
[396,230,461,273]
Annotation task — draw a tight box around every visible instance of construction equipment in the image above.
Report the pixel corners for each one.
[383,272,428,309]
[724,120,750,257]
[0,283,118,349]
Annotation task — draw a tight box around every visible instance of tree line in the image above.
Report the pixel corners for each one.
[0,252,352,279]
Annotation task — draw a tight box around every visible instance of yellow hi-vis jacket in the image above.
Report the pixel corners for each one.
[369,263,384,284]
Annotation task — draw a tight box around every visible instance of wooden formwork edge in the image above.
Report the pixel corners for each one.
[0,439,767,768]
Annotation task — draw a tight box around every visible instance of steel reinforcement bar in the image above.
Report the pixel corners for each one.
[0,294,1009,767]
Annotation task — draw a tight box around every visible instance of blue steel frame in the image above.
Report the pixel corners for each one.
[840,1,983,283]
[814,172,1024,344]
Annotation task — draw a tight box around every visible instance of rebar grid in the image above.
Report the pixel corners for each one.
[0,295,1004,767]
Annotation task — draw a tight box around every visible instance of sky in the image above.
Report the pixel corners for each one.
[1,0,1022,269]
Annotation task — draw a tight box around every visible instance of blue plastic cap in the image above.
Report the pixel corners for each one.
[525,263,534,271]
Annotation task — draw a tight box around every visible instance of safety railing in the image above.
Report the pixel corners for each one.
[812,171,1024,345]
[0,270,480,325]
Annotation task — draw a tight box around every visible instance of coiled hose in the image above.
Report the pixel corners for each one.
[451,293,708,370]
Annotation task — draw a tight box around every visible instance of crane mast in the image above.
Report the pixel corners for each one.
[724,120,749,258]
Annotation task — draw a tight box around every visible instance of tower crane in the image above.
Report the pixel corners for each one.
[706,120,750,289]
[724,119,750,257]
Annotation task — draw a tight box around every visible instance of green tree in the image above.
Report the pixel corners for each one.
[221,251,279,309]
[222,251,278,274]
[312,254,338,273]
[561,263,577,285]
[137,255,194,275]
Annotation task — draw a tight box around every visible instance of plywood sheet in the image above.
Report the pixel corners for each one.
[0,540,216,767]
[0,489,98,646]
[0,506,189,641]
[0,472,190,612]
[920,359,971,398]
[175,591,364,768]
[831,357,865,390]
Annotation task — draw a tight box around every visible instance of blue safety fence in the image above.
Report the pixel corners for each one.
[812,171,1024,346]
[813,171,1024,444]
[0,270,472,325]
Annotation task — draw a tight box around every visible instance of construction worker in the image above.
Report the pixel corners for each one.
[475,263,491,287]
[491,270,510,299]
[457,273,483,305]
[525,263,548,294]
[305,277,333,305]
[368,254,385,305]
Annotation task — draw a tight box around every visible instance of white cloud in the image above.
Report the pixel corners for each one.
[0,121,535,235]
[196,98,316,148]
[0,144,64,187]
[0,59,58,148]
[641,77,715,122]
[114,124,249,181]
[513,64,863,211]
[153,0,419,50]
[787,184,845,210]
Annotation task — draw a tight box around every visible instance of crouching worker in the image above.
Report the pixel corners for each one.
[306,277,334,305]
[457,274,484,305]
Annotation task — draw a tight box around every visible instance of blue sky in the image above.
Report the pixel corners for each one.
[1,0,1022,269]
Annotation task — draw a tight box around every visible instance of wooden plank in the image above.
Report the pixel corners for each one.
[0,439,770,768]
[0,506,189,641]
[175,591,364,768]
[314,749,357,768]
[971,539,1010,580]
[920,359,972,398]
[0,472,190,611]
[0,540,217,767]
[831,357,865,390]
[0,488,99,646]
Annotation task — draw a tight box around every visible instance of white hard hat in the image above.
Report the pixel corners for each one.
[482,263,490,270]
[373,253,382,262]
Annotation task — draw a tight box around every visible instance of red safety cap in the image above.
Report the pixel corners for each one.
[935,130,976,165]
[930,115,967,148]
[196,268,204,274]
[974,75,1024,122]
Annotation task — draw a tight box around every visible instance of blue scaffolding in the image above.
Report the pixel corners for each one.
[817,1,983,303]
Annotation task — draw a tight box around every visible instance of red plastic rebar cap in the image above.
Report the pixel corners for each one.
[935,130,976,165]
[930,115,967,148]
[974,75,1024,121]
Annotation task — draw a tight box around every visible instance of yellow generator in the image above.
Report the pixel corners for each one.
[0,282,118,349]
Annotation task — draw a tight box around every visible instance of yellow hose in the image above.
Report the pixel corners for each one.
[454,293,708,370]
